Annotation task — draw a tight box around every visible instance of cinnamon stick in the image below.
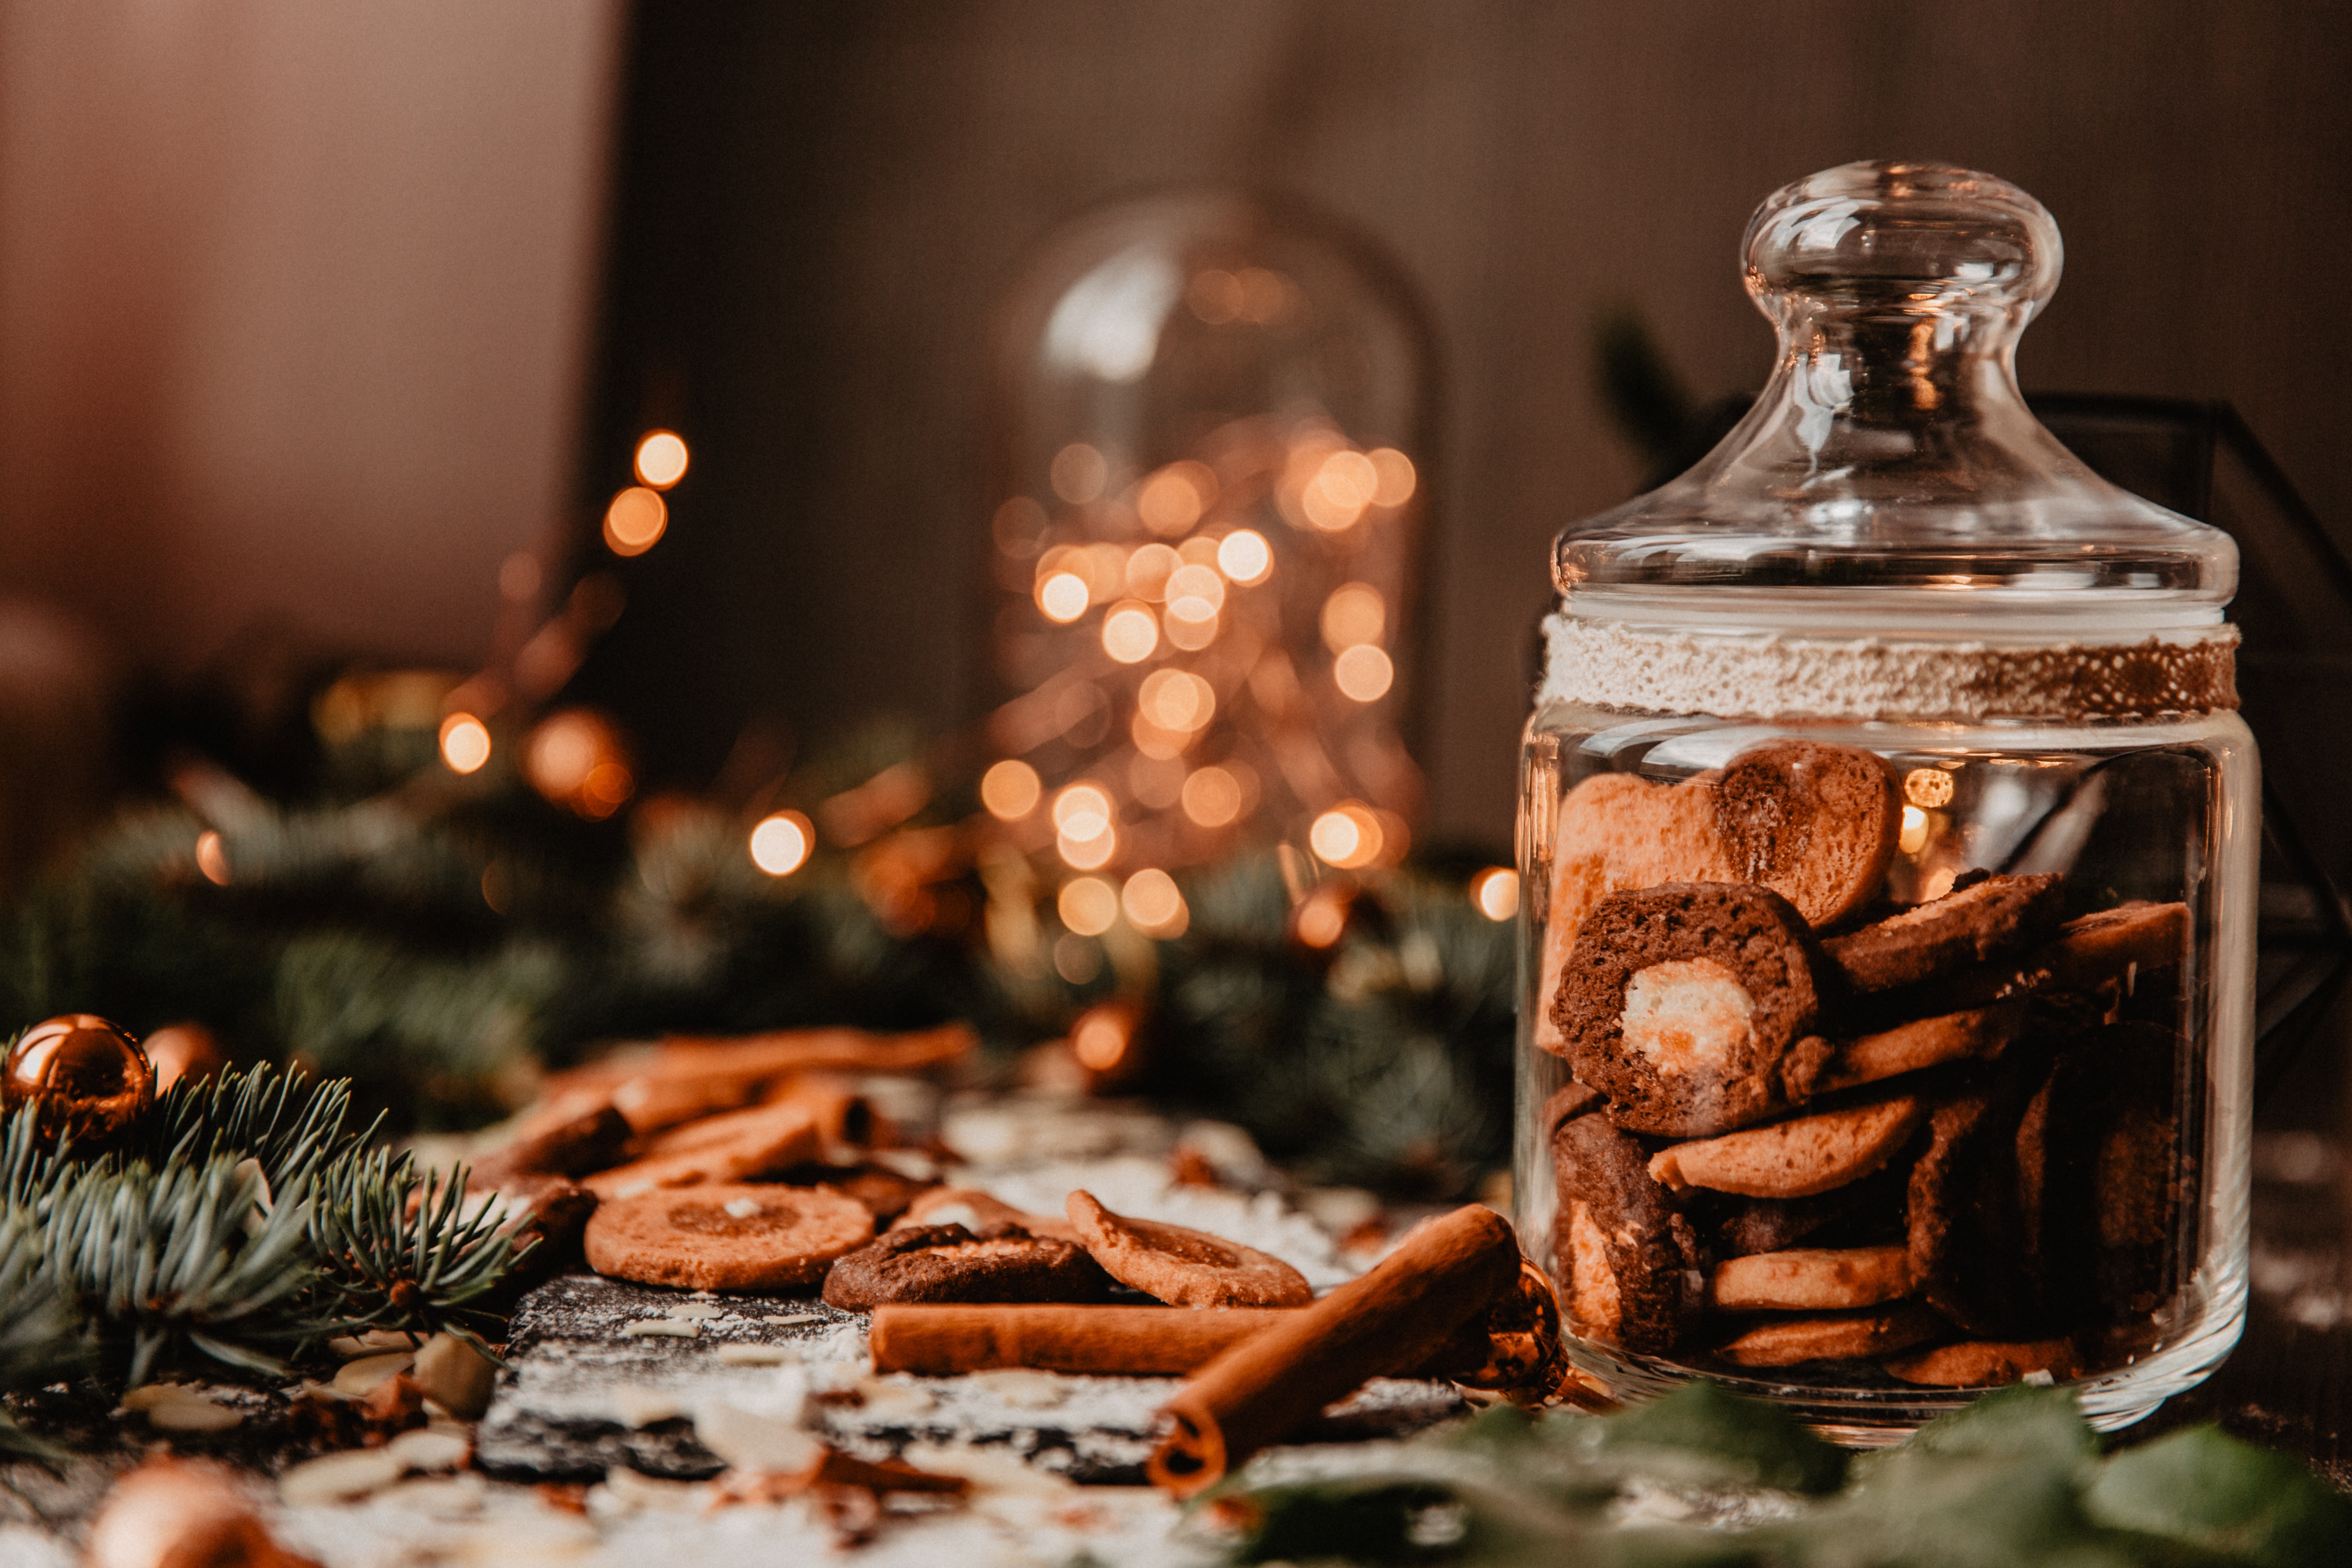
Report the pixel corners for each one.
[1146,1204,1521,1496]
[871,1304,1295,1376]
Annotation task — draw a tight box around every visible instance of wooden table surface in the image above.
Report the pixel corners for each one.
[2146,996,2352,1482]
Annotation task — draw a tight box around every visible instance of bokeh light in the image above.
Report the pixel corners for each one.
[634,430,690,489]
[1071,1006,1133,1071]
[604,487,667,556]
[1163,564,1225,622]
[1038,571,1090,623]
[1125,543,1181,600]
[1367,447,1416,506]
[1059,827,1117,870]
[981,759,1042,819]
[1058,876,1120,936]
[1301,449,1378,530]
[1319,583,1386,651]
[439,713,491,774]
[1121,868,1187,935]
[1900,804,1929,855]
[1181,766,1244,828]
[1139,669,1215,732]
[1334,644,1395,702]
[1310,802,1384,869]
[750,811,813,876]
[1216,529,1272,584]
[1294,886,1349,948]
[1471,867,1521,922]
[1101,602,1160,663]
[1187,269,1244,324]
[195,831,231,887]
[1052,784,1113,840]
[1050,442,1108,503]
[1137,461,1214,536]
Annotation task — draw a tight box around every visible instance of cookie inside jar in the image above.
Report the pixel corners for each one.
[1511,162,2254,1439]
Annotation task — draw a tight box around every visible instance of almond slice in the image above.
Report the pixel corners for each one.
[1064,1190,1311,1308]
[1648,1095,1923,1198]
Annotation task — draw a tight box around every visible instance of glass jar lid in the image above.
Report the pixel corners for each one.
[1555,162,2236,640]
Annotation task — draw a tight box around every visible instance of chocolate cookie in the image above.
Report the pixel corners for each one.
[1649,1093,1924,1199]
[1551,1112,1702,1356]
[584,1182,873,1291]
[1713,741,1901,932]
[1823,874,2066,993]
[1930,900,2191,1016]
[1703,1162,1906,1258]
[1812,1003,2027,1094]
[1554,883,1831,1137]
[821,1223,1114,1311]
[2016,1022,2182,1327]
[1906,1071,2039,1337]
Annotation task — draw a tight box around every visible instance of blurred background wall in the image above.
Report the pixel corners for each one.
[3,0,2346,858]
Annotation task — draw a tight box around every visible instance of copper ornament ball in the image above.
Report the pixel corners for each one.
[2,1013,156,1144]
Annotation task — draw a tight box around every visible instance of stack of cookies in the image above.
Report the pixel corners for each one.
[1541,740,2192,1388]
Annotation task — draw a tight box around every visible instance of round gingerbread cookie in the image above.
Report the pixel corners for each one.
[1823,873,2067,994]
[1712,740,1900,931]
[583,1182,872,1291]
[1063,1190,1311,1308]
[1554,882,1830,1137]
[821,1223,1113,1311]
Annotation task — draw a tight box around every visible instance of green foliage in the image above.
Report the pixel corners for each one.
[0,1213,90,1462]
[133,1061,364,1186]
[1200,1381,2352,1568]
[308,1146,529,1351]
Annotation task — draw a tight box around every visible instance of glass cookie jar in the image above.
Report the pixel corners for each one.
[1513,162,2257,1441]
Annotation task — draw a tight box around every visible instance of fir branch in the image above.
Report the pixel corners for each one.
[0,1213,89,1463]
[130,1061,367,1190]
[0,1101,72,1213]
[42,1157,322,1387]
[307,1147,530,1351]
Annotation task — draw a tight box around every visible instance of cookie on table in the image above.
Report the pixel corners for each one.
[1823,873,2066,993]
[584,1182,873,1291]
[1713,1303,1944,1368]
[1064,1190,1311,1308]
[1554,883,1832,1137]
[1551,1112,1703,1356]
[1712,740,1902,931]
[1883,1337,2084,1387]
[580,1100,822,1199]
[1906,1072,2040,1338]
[893,1186,1079,1244]
[2016,1022,2181,1327]
[1708,1244,1912,1312]
[822,1222,1114,1311]
[1648,1092,1924,1199]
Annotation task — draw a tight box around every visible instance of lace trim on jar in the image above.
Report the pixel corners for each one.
[1538,615,2239,722]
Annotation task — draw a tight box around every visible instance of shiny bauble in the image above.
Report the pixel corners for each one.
[2,1013,156,1144]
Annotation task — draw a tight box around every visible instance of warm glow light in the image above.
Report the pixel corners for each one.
[1163,564,1225,622]
[1101,602,1159,663]
[526,712,600,795]
[1216,529,1272,584]
[1334,645,1395,702]
[1181,766,1244,828]
[1899,804,1930,855]
[1137,461,1214,536]
[1905,767,1954,808]
[1164,612,1218,651]
[1131,712,1190,760]
[1301,450,1378,530]
[1310,803,1384,869]
[1188,269,1244,324]
[1320,583,1386,651]
[440,713,491,774]
[1236,268,1294,325]
[634,430,690,489]
[1295,887,1349,948]
[1059,826,1117,870]
[1367,447,1416,506]
[981,759,1042,819]
[1050,442,1108,504]
[1038,571,1090,623]
[1471,867,1521,922]
[1125,543,1181,601]
[1140,669,1216,732]
[1059,876,1120,936]
[604,487,668,556]
[1121,868,1187,935]
[1052,784,1113,840]
[750,812,813,876]
[582,762,634,816]
[1072,1007,1132,1071]
[195,831,231,886]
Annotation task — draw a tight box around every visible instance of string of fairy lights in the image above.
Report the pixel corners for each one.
[381,409,1518,972]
